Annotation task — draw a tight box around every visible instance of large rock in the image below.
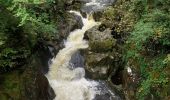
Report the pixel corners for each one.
[83,26,117,79]
[20,62,55,100]
[84,26,116,53]
[85,52,115,79]
[57,13,83,39]
[94,81,125,100]
[53,0,84,39]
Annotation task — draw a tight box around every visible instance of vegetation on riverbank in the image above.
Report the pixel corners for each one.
[0,0,170,100]
[101,0,170,99]
[0,0,58,72]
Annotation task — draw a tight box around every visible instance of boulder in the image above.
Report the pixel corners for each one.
[57,13,83,39]
[94,81,125,100]
[85,52,115,79]
[84,26,116,53]
[83,26,118,79]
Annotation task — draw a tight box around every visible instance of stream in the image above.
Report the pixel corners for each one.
[46,0,120,100]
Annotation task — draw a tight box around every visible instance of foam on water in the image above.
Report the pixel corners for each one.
[46,10,101,100]
[45,0,119,100]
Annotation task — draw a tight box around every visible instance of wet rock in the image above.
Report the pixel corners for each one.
[85,52,115,79]
[20,64,55,100]
[54,0,84,39]
[94,81,125,100]
[33,40,60,74]
[58,13,83,39]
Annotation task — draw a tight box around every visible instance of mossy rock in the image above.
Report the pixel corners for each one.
[84,52,119,79]
[89,39,115,52]
[85,26,116,53]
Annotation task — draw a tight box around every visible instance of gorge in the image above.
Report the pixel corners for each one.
[46,0,123,99]
[0,0,170,100]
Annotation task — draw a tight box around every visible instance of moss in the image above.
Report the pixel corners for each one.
[111,0,170,99]
[0,71,20,100]
[89,39,116,53]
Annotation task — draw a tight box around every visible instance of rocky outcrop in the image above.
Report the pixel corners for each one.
[85,52,114,79]
[0,60,55,100]
[20,59,55,100]
[84,26,116,52]
[0,42,56,100]
[83,26,118,79]
[57,13,83,39]
[52,0,84,40]
[94,81,125,100]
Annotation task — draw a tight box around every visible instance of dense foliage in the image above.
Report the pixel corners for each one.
[0,0,58,72]
[0,0,169,99]
[101,0,170,99]
[123,0,170,99]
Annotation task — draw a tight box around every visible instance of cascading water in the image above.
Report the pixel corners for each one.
[46,11,101,100]
[82,0,115,13]
[46,0,121,100]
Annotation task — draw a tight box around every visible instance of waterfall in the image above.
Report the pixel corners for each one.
[46,11,101,100]
[45,0,120,100]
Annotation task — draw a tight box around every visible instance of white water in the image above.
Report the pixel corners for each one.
[82,0,115,13]
[86,0,102,6]
[46,11,101,100]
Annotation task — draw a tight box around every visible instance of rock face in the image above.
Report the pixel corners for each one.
[94,81,125,100]
[52,0,84,40]
[83,26,118,79]
[0,42,56,100]
[0,61,55,100]
[20,59,55,100]
[57,13,83,39]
